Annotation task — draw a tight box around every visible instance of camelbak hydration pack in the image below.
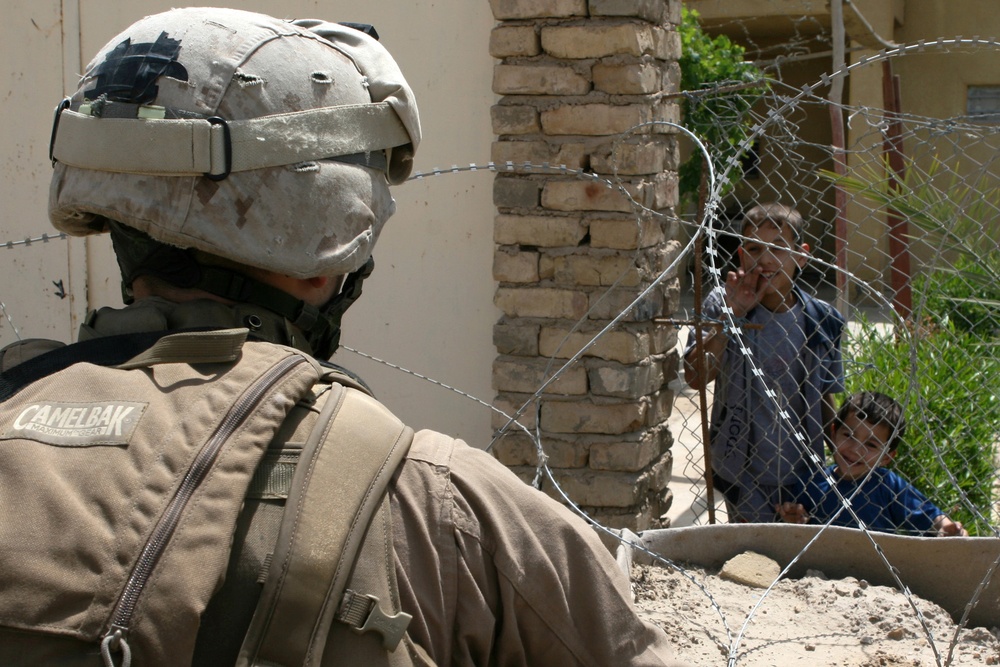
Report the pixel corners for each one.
[0,328,431,667]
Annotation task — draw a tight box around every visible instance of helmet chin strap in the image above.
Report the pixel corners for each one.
[108,219,374,359]
[305,256,374,358]
[194,257,375,359]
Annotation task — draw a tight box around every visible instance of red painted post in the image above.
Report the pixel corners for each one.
[883,59,913,320]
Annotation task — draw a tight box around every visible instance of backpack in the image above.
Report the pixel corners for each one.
[0,328,433,666]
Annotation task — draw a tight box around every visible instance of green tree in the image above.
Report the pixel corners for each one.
[678,7,766,206]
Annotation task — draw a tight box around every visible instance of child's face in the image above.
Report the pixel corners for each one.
[738,222,809,300]
[832,411,895,480]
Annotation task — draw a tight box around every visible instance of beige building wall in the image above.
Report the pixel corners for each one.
[892,1,1000,268]
[895,2,1000,123]
[687,0,1000,299]
[0,1,499,445]
[845,0,1000,291]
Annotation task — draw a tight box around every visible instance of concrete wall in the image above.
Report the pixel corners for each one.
[624,524,1000,629]
[0,0,81,345]
[0,0,499,445]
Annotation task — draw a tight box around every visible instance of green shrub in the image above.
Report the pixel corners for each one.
[816,124,1000,535]
[845,319,1000,536]
[913,256,1000,338]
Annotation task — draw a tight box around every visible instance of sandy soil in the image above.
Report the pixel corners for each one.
[633,561,1000,667]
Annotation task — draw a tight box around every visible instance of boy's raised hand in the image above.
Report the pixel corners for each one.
[724,268,768,318]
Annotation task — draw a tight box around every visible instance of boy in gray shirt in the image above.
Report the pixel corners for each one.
[684,203,845,522]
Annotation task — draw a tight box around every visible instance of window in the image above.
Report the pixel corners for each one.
[967,86,1000,123]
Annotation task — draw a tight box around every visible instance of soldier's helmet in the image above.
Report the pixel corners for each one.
[50,6,420,278]
[47,7,420,357]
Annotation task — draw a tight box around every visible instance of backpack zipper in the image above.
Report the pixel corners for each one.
[100,354,308,666]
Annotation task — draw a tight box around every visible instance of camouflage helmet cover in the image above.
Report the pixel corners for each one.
[48,7,421,278]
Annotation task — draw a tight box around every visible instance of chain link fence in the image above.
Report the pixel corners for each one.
[671,24,1000,540]
[648,7,1000,662]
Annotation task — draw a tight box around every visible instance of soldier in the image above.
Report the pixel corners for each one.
[0,8,683,666]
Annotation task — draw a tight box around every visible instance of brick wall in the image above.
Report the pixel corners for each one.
[489,0,684,531]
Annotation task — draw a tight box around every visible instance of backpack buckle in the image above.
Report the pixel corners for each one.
[337,590,412,651]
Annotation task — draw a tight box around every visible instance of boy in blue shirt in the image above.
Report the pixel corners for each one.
[777,391,968,536]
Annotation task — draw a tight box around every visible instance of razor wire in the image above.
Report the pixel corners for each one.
[3,36,1000,667]
[2,145,996,665]
[684,38,1000,539]
[3,170,996,664]
[375,29,1000,667]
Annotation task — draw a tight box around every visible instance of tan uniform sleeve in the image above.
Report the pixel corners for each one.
[389,430,686,667]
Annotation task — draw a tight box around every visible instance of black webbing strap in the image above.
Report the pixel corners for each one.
[196,268,316,327]
[0,329,202,403]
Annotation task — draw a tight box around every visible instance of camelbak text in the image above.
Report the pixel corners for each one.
[4,401,146,447]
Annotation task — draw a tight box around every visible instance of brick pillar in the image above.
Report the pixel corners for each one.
[489,0,684,531]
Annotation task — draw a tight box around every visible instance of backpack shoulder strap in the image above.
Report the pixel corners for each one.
[323,495,436,667]
[238,380,421,667]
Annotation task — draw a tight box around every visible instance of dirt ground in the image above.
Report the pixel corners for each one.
[632,561,1000,667]
[643,298,999,666]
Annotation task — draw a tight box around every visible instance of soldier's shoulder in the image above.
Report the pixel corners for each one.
[0,339,66,373]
